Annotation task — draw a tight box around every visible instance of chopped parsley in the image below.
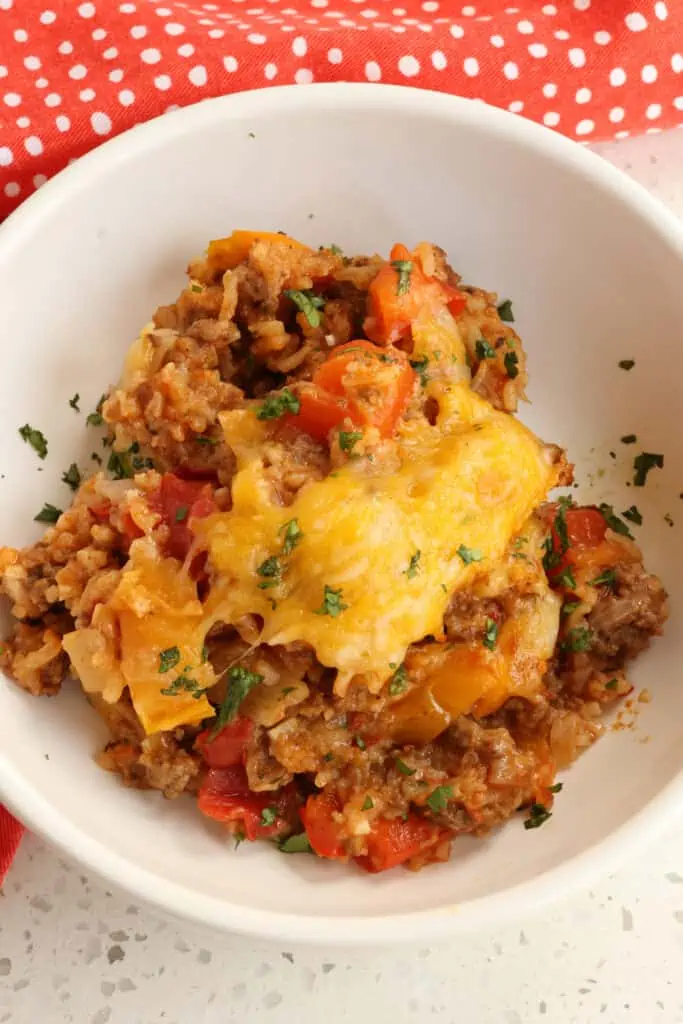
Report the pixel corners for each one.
[284,289,325,328]
[482,617,499,651]
[329,244,343,256]
[388,663,408,696]
[314,584,348,617]
[548,782,563,794]
[426,785,453,813]
[504,350,519,379]
[68,393,80,411]
[280,518,303,555]
[256,388,301,421]
[524,803,551,829]
[19,424,48,460]
[61,463,81,491]
[339,430,362,454]
[34,503,62,524]
[158,647,181,673]
[395,758,416,776]
[621,434,637,445]
[175,506,188,523]
[562,627,593,653]
[190,283,203,293]
[622,505,642,526]
[405,550,421,579]
[618,359,635,371]
[195,435,218,446]
[107,449,132,480]
[561,600,581,616]
[260,807,278,827]
[555,565,577,590]
[160,671,205,699]
[475,338,496,360]
[86,395,105,427]
[213,665,264,732]
[361,796,374,811]
[457,544,483,565]
[391,259,413,296]
[590,568,617,589]
[91,452,102,465]
[279,833,312,854]
[234,830,246,850]
[201,645,209,664]
[605,678,619,690]
[598,503,633,539]
[553,499,571,554]
[497,299,514,322]
[409,355,430,387]
[633,451,664,487]
[256,555,282,588]
[354,735,366,751]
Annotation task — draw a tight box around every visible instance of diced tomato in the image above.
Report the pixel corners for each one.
[284,339,415,442]
[365,243,466,345]
[355,814,445,873]
[299,791,346,860]
[151,473,216,561]
[564,507,608,549]
[284,390,351,443]
[198,766,298,840]
[196,717,253,768]
[90,501,112,524]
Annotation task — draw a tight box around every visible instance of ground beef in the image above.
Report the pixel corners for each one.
[587,561,668,663]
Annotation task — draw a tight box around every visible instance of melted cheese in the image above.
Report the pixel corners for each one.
[199,381,559,693]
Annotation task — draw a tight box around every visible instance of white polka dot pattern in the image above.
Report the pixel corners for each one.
[0,0,682,219]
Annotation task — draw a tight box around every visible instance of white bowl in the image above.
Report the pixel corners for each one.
[1,85,682,946]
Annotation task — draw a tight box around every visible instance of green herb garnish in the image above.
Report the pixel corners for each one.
[280,518,303,555]
[388,664,408,696]
[633,451,664,487]
[395,758,416,776]
[561,600,581,616]
[548,782,563,794]
[524,803,551,829]
[504,350,519,379]
[279,833,312,854]
[195,435,218,447]
[314,585,348,618]
[457,545,483,565]
[475,339,496,360]
[555,566,577,590]
[175,506,188,523]
[260,807,278,827]
[87,395,105,427]
[483,617,499,651]
[391,259,413,297]
[284,289,325,328]
[362,796,374,811]
[19,424,48,460]
[497,299,514,322]
[561,627,593,653]
[160,672,205,699]
[60,463,81,491]
[34,503,62,524]
[590,568,617,589]
[257,555,281,581]
[355,735,366,751]
[622,505,642,526]
[69,393,80,411]
[256,388,301,421]
[405,550,421,579]
[339,430,363,454]
[426,785,453,813]
[409,355,430,387]
[605,678,618,690]
[598,503,633,539]
[158,647,181,674]
[213,665,264,732]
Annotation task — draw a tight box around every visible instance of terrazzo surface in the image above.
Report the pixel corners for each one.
[2,126,683,1024]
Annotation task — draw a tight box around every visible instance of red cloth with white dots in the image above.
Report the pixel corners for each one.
[0,0,682,875]
[1,0,683,222]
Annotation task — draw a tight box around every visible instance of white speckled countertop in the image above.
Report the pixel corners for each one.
[3,127,683,1024]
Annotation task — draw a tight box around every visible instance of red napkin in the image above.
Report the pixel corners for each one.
[1,0,682,221]
[0,0,681,876]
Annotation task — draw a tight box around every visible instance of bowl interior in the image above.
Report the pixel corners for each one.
[1,87,682,941]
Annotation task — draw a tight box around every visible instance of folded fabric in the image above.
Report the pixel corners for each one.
[1,0,682,221]
[0,0,681,877]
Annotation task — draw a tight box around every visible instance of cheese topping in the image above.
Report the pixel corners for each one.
[199,381,559,693]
